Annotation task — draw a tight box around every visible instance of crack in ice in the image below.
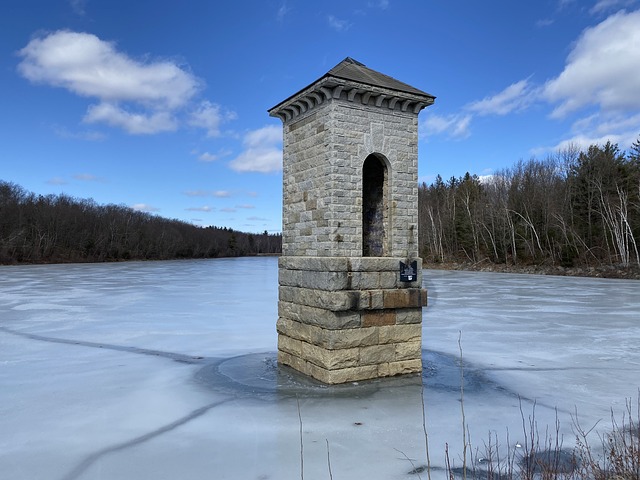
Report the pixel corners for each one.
[58,398,235,480]
[0,326,207,364]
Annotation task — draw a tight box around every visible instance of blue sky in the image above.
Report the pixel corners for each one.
[2,0,639,233]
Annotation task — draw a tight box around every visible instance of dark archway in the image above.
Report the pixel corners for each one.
[362,154,389,257]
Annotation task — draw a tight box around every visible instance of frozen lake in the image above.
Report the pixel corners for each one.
[1,257,638,479]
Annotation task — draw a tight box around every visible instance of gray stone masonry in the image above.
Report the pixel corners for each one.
[269,58,434,384]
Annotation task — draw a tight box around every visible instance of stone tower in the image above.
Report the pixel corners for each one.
[269,58,434,384]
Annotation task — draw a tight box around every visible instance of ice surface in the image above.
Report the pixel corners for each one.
[0,257,638,479]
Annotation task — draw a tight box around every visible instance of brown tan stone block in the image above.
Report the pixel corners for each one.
[312,364,380,384]
[359,344,396,365]
[278,301,361,329]
[395,340,422,361]
[395,308,423,325]
[279,286,357,311]
[277,316,380,349]
[278,350,307,373]
[382,289,425,309]
[357,289,384,309]
[362,310,396,327]
[377,359,422,377]
[278,333,303,357]
[378,324,422,344]
[301,342,359,370]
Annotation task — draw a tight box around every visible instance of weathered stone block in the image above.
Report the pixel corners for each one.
[278,302,361,329]
[362,310,396,327]
[378,324,422,344]
[377,359,422,377]
[279,286,358,311]
[395,308,423,324]
[394,340,422,361]
[359,344,396,365]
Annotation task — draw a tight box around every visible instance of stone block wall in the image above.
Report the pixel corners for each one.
[277,256,426,384]
[282,95,419,259]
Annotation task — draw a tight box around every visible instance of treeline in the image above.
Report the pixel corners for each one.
[0,181,281,264]
[419,138,640,269]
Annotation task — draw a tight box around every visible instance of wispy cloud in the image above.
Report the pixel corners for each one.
[68,0,86,15]
[52,124,106,141]
[131,203,159,212]
[367,0,389,9]
[84,103,177,134]
[229,125,282,173]
[186,206,214,212]
[467,79,537,116]
[236,204,255,209]
[277,2,290,21]
[421,113,471,139]
[327,15,352,31]
[46,177,68,185]
[426,9,640,152]
[191,148,232,163]
[590,0,637,15]
[188,101,236,137]
[73,173,104,182]
[184,189,232,198]
[536,18,555,27]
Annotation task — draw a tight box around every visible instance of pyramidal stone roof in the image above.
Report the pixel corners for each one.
[269,57,435,123]
[327,57,433,98]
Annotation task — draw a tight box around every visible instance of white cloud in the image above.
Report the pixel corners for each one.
[543,9,640,118]
[83,102,177,134]
[73,173,103,182]
[277,2,290,21]
[368,0,389,9]
[188,101,236,137]
[535,111,640,154]
[52,124,106,141]
[131,203,159,212]
[18,30,200,108]
[536,18,555,27]
[328,15,352,31]
[590,0,637,14]
[236,204,255,209]
[184,190,209,197]
[68,0,86,15]
[467,79,536,116]
[186,206,214,212]
[229,125,283,173]
[184,189,232,198]
[420,113,472,139]
[47,177,68,185]
[15,30,228,135]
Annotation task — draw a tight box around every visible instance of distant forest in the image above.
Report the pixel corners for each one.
[418,138,640,270]
[0,181,281,264]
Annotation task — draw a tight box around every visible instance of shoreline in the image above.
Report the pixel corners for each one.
[424,259,640,280]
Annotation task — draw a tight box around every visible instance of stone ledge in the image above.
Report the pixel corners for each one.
[279,255,422,276]
[279,268,412,291]
[279,286,427,311]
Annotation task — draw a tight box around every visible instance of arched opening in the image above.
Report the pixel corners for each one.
[362,154,389,257]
